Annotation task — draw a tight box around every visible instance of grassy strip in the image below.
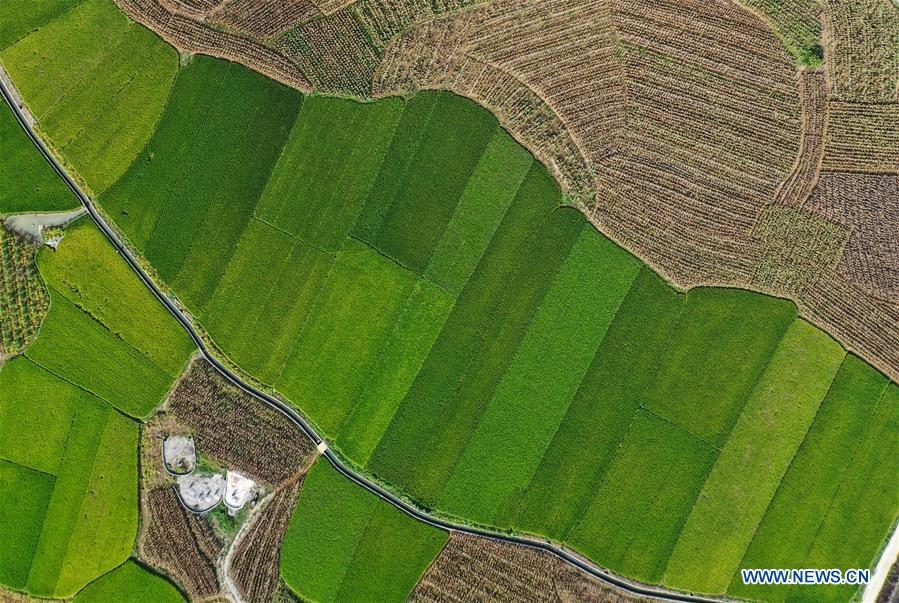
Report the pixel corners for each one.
[351,94,438,244]
[281,460,447,602]
[25,396,108,596]
[663,320,845,594]
[99,56,231,248]
[168,74,301,309]
[424,128,533,295]
[513,267,685,539]
[642,288,797,447]
[201,218,336,383]
[793,384,898,602]
[334,501,449,602]
[0,100,75,213]
[54,412,138,596]
[0,460,54,590]
[337,280,454,466]
[368,93,499,274]
[728,356,890,602]
[437,227,642,526]
[38,220,194,377]
[255,96,404,252]
[242,236,335,383]
[201,218,296,360]
[73,561,184,603]
[281,460,377,602]
[277,239,417,436]
[569,410,717,583]
[138,60,265,284]
[25,290,174,418]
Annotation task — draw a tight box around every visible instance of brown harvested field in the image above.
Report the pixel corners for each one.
[114,0,312,90]
[0,229,48,357]
[209,0,321,39]
[165,358,318,486]
[410,533,649,602]
[774,70,829,207]
[114,0,899,380]
[228,472,306,602]
[820,102,899,173]
[749,205,847,296]
[276,11,381,97]
[160,0,224,18]
[804,173,899,301]
[141,487,224,600]
[823,0,899,102]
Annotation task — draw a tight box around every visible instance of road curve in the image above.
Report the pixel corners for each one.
[1,77,727,603]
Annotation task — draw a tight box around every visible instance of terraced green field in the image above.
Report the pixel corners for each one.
[1,5,896,601]
[281,460,448,602]
[0,218,189,597]
[81,49,896,601]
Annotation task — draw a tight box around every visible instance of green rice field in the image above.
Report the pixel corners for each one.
[0,101,75,214]
[0,0,178,194]
[1,4,896,600]
[280,459,448,602]
[27,219,194,418]
[73,561,184,603]
[0,358,139,598]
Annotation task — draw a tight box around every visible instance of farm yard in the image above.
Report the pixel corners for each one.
[411,533,649,602]
[0,0,896,602]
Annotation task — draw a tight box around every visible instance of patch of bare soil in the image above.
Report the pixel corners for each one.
[227,472,307,602]
[410,533,650,602]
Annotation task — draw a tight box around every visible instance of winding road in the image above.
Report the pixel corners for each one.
[1,75,727,603]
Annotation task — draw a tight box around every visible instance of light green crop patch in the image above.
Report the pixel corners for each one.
[74,561,184,603]
[0,101,75,213]
[663,320,845,594]
[728,361,891,603]
[1,0,178,193]
[23,390,137,598]
[569,410,717,583]
[277,239,418,436]
[0,460,54,590]
[38,220,194,377]
[642,288,797,447]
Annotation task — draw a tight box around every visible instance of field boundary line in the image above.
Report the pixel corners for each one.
[1,74,736,603]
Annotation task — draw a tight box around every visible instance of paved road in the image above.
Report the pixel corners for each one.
[0,77,727,603]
